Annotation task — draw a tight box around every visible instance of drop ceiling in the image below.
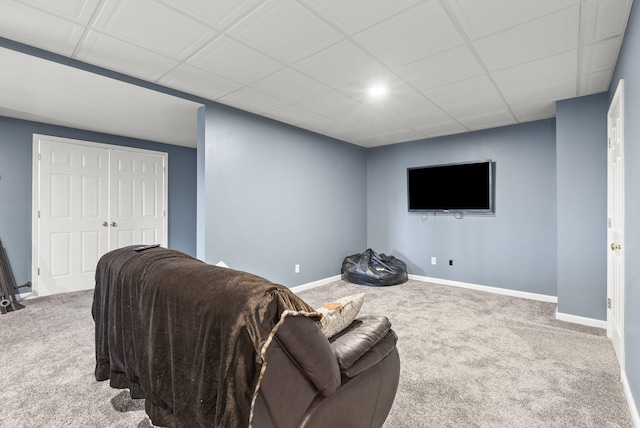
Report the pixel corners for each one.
[0,0,633,148]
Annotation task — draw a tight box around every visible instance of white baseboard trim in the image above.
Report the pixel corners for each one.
[555,310,607,329]
[291,274,608,330]
[16,291,37,301]
[291,275,341,294]
[409,274,558,303]
[622,370,640,428]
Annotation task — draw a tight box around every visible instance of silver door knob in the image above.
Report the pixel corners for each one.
[111,222,117,227]
[611,243,622,251]
[102,222,108,227]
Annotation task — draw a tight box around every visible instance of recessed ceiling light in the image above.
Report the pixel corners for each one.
[368,85,387,97]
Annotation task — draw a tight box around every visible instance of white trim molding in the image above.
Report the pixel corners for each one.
[409,274,558,303]
[555,311,607,329]
[291,275,341,294]
[411,275,609,329]
[292,274,609,331]
[622,370,640,428]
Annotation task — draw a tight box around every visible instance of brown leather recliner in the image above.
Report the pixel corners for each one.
[253,314,400,428]
[93,246,400,427]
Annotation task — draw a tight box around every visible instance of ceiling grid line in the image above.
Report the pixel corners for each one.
[576,1,587,98]
[70,0,109,58]
[289,1,467,141]
[437,0,518,126]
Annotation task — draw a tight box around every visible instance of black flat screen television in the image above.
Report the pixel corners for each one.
[407,160,494,214]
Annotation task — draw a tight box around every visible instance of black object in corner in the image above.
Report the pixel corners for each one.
[341,249,408,286]
[0,238,26,313]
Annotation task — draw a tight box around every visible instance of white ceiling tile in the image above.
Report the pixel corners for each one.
[228,0,343,64]
[21,0,101,23]
[331,106,403,135]
[158,0,266,30]
[296,91,362,117]
[263,104,322,125]
[581,37,621,74]
[94,0,216,58]
[414,121,468,138]
[293,40,387,88]
[582,0,632,44]
[473,6,580,71]
[0,1,86,55]
[299,0,422,34]
[159,64,243,100]
[325,127,370,142]
[502,78,577,108]
[394,45,485,91]
[218,86,288,113]
[300,117,355,135]
[457,110,515,131]
[76,31,180,81]
[446,0,578,40]
[363,90,440,120]
[580,69,613,95]
[492,50,578,93]
[353,1,465,68]
[187,36,283,85]
[369,120,411,135]
[512,102,556,122]
[423,75,498,107]
[443,95,509,119]
[251,68,329,103]
[349,135,388,148]
[395,108,453,129]
[374,127,426,144]
[335,71,414,103]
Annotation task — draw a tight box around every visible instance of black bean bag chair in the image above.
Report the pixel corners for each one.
[341,249,408,286]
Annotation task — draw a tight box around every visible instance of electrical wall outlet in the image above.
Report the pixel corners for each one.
[295,264,300,273]
[431,257,436,265]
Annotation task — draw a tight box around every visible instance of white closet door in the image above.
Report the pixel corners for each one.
[37,138,110,296]
[607,80,625,370]
[110,150,167,249]
[34,135,168,297]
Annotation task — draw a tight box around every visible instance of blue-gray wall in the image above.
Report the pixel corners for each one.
[609,0,640,417]
[200,102,367,287]
[366,120,558,296]
[556,94,608,320]
[0,118,31,288]
[0,116,197,288]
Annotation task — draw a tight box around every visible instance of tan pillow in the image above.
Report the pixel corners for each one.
[316,293,365,338]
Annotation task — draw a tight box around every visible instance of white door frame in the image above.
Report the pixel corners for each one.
[606,80,625,371]
[32,134,168,296]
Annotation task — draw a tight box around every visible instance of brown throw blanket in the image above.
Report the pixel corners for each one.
[92,246,318,427]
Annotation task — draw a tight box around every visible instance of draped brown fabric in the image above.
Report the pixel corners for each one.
[92,246,318,427]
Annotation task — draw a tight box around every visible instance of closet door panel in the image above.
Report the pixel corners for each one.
[37,138,109,296]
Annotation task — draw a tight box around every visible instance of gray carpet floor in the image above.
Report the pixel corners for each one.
[0,279,633,427]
